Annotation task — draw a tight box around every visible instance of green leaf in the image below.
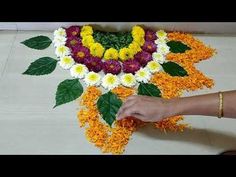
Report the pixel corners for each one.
[161,61,188,77]
[97,91,122,126]
[138,83,161,97]
[167,40,191,53]
[54,79,83,108]
[22,57,58,76]
[21,36,52,50]
[92,31,132,50]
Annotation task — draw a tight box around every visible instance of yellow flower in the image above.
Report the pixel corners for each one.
[82,35,95,48]
[90,43,105,58]
[131,26,145,46]
[133,35,145,46]
[104,48,119,60]
[80,25,93,37]
[119,48,134,61]
[131,25,145,37]
[128,41,142,54]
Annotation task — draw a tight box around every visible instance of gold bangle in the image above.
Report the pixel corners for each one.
[218,91,224,118]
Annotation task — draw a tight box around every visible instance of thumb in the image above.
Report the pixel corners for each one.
[130,113,146,122]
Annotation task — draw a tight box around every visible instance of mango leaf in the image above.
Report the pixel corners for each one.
[21,36,52,50]
[167,40,191,53]
[22,57,58,76]
[54,79,83,108]
[161,61,188,77]
[97,91,122,126]
[138,83,161,97]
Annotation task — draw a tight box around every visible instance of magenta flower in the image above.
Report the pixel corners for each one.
[66,36,81,49]
[122,59,141,74]
[66,26,80,37]
[134,51,152,67]
[84,57,103,73]
[142,41,157,53]
[145,29,157,41]
[72,46,90,64]
[103,60,122,75]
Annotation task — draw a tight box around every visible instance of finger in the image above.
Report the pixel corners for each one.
[130,113,146,122]
[125,95,138,102]
[117,99,136,117]
[117,106,139,120]
[118,94,144,115]
[117,100,137,118]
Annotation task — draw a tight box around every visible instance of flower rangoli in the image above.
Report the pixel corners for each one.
[22,25,216,154]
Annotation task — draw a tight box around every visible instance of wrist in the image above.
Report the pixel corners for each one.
[165,98,183,117]
[167,93,219,117]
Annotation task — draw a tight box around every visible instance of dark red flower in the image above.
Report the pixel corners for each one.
[134,51,152,67]
[142,41,157,53]
[145,29,157,41]
[84,57,103,73]
[66,36,81,50]
[66,26,80,37]
[122,59,141,74]
[103,60,122,75]
[72,46,90,64]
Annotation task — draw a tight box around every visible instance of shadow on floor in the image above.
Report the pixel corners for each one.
[135,125,236,153]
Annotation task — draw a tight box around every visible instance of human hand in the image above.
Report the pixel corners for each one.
[117,95,176,122]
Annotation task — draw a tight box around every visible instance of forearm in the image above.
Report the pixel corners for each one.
[169,90,236,118]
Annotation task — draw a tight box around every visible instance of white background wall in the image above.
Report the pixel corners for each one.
[0,22,236,34]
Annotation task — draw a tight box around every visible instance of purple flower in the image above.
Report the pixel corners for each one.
[84,57,103,73]
[134,51,152,67]
[66,26,80,37]
[103,60,122,75]
[72,46,90,64]
[66,36,81,50]
[122,59,141,74]
[145,29,157,41]
[142,41,157,53]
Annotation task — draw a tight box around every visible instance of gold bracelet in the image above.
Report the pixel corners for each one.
[218,91,224,118]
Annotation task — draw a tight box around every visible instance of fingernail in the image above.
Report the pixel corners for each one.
[117,115,122,120]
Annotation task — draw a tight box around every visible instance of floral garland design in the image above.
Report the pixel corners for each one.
[22,25,216,154]
[53,25,169,90]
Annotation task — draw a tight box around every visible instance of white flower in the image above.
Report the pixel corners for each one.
[135,68,151,83]
[120,73,136,87]
[54,28,66,37]
[146,61,161,73]
[102,73,120,90]
[84,72,101,86]
[156,30,167,40]
[70,64,88,79]
[156,44,170,55]
[59,56,75,69]
[53,35,67,47]
[152,52,166,64]
[154,38,166,45]
[55,45,70,58]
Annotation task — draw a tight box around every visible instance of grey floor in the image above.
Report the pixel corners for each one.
[0,31,236,154]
